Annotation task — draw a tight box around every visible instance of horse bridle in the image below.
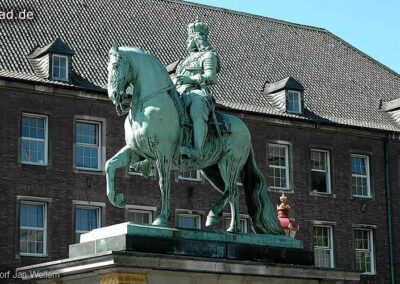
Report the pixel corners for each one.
[111,55,176,116]
[111,54,132,116]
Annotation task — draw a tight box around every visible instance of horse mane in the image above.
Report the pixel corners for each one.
[117,46,172,86]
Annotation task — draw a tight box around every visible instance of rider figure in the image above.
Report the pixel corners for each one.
[173,19,221,160]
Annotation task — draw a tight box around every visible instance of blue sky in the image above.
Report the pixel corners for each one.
[186,0,400,74]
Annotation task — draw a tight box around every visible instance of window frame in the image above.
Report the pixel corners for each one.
[224,214,249,233]
[19,201,47,257]
[313,225,334,268]
[20,113,49,166]
[311,149,331,194]
[128,164,156,177]
[177,170,202,182]
[52,54,69,81]
[286,90,302,114]
[127,209,153,224]
[268,143,290,190]
[353,227,375,275]
[125,205,157,224]
[176,213,201,229]
[125,204,157,225]
[75,120,102,171]
[351,154,371,198]
[74,205,101,243]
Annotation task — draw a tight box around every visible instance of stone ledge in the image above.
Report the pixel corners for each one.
[80,222,303,248]
[16,251,360,282]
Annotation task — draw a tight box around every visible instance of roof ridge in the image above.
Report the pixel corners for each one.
[173,0,400,80]
[167,0,328,33]
[324,31,400,79]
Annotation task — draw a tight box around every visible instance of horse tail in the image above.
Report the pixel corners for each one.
[243,147,285,235]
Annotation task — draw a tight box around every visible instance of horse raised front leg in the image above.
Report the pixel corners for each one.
[105,145,138,208]
[152,154,172,227]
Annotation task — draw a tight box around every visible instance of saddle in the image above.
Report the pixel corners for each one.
[168,88,231,151]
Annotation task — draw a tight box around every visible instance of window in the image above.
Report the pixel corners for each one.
[313,225,334,268]
[177,214,201,229]
[225,217,248,233]
[52,55,68,81]
[354,228,375,274]
[178,170,201,181]
[351,154,371,197]
[128,164,156,177]
[311,150,331,194]
[268,143,289,190]
[20,202,47,256]
[75,206,100,243]
[127,210,152,224]
[286,90,301,113]
[21,113,48,165]
[76,121,101,170]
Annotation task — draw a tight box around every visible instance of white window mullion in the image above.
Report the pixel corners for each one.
[178,170,201,181]
[52,54,69,81]
[354,228,375,274]
[286,90,302,113]
[351,154,371,197]
[75,120,101,170]
[21,113,48,166]
[19,201,47,256]
[268,143,289,190]
[176,213,201,229]
[75,206,101,243]
[127,209,153,224]
[225,217,248,233]
[311,149,331,194]
[313,225,334,268]
[285,147,289,188]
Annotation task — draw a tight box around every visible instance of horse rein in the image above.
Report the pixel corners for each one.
[115,84,176,116]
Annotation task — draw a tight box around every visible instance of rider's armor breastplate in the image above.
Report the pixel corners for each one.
[176,51,217,95]
[176,51,207,77]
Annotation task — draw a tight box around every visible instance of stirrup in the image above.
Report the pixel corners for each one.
[180,146,202,160]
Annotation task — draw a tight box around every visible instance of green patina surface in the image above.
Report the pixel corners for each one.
[125,223,303,248]
[69,224,310,264]
[105,19,285,236]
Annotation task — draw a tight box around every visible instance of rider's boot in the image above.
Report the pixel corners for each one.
[180,117,207,160]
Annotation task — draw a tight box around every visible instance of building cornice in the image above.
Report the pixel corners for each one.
[1,77,397,139]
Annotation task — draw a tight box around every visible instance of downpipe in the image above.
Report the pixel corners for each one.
[385,135,395,284]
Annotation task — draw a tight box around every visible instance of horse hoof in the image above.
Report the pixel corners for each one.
[206,212,220,227]
[226,226,241,233]
[152,216,167,227]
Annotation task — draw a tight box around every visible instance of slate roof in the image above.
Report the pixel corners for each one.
[1,0,400,132]
[264,76,304,94]
[29,38,76,59]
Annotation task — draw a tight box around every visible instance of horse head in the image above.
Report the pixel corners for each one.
[107,41,133,114]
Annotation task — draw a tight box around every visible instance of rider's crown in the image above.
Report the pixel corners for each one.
[188,19,209,36]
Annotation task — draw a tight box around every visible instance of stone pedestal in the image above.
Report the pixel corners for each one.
[100,273,146,284]
[17,223,360,283]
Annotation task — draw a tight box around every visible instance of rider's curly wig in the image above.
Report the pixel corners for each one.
[193,33,221,72]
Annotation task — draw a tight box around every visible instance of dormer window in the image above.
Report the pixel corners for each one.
[28,38,75,83]
[263,76,305,115]
[52,55,68,81]
[381,98,400,128]
[287,90,301,113]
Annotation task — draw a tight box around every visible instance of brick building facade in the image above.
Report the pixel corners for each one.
[0,0,399,283]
